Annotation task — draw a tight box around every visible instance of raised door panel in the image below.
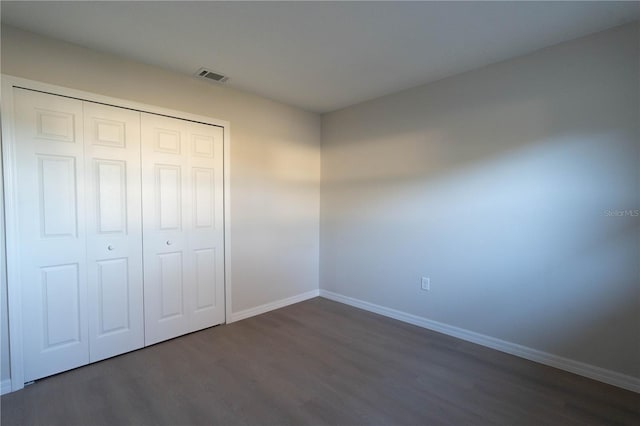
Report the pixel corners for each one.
[37,155,78,238]
[96,258,130,335]
[41,264,82,349]
[141,113,191,345]
[95,160,127,234]
[14,88,89,382]
[194,248,216,311]
[157,165,182,230]
[158,252,185,319]
[36,110,76,143]
[84,102,144,363]
[193,168,215,229]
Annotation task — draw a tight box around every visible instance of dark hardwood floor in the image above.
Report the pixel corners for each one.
[2,297,639,425]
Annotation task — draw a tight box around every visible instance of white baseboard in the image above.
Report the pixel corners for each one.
[1,379,11,395]
[230,289,320,323]
[319,289,640,393]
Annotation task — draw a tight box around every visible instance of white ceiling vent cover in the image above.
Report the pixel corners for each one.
[195,67,229,83]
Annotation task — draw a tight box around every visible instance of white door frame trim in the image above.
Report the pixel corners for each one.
[0,75,233,392]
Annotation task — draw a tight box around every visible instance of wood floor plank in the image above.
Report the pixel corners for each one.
[2,297,639,425]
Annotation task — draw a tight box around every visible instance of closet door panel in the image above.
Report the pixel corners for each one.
[84,102,144,362]
[14,89,89,382]
[141,114,225,345]
[188,123,225,330]
[141,113,190,345]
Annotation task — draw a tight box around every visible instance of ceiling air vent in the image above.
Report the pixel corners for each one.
[195,67,229,83]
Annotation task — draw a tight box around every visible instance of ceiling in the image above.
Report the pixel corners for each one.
[2,1,639,113]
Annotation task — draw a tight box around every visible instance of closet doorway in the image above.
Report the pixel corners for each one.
[1,76,232,392]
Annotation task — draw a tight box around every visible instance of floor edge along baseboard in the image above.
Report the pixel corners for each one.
[318,289,640,394]
[1,379,12,396]
[5,290,636,395]
[230,289,320,323]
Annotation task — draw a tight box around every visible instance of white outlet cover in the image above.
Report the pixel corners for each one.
[421,277,430,291]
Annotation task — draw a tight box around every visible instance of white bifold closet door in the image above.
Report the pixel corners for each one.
[83,102,144,363]
[15,90,89,382]
[14,89,144,381]
[12,88,224,382]
[141,113,225,346]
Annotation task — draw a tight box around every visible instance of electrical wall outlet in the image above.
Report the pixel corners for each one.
[421,276,430,291]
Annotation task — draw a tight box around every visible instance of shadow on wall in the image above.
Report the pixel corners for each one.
[229,120,321,311]
[320,25,640,378]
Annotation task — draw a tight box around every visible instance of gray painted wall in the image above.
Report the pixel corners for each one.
[0,26,321,383]
[321,22,639,378]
